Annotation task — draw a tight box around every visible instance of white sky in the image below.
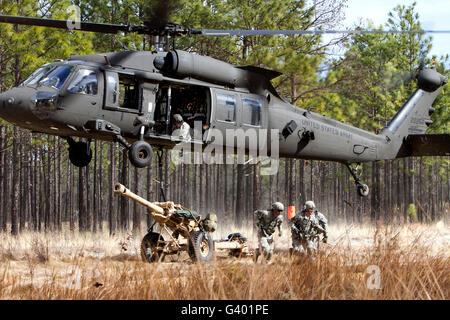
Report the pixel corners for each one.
[342,0,450,59]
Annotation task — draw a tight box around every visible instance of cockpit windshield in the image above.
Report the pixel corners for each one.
[21,64,74,90]
[21,65,52,87]
[38,65,73,90]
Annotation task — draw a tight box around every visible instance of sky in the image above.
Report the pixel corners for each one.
[341,0,450,59]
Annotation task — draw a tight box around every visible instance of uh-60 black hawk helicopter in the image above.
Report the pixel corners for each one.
[0,8,449,197]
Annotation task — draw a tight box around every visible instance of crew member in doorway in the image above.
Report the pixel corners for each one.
[172,114,191,141]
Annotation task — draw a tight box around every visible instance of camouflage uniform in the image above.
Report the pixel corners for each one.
[254,209,283,261]
[291,209,327,257]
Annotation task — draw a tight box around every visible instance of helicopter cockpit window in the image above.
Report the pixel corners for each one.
[38,65,73,90]
[216,93,236,123]
[21,65,52,87]
[242,97,262,126]
[67,69,98,95]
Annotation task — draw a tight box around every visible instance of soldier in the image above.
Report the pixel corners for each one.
[254,202,284,262]
[172,113,191,141]
[290,200,328,259]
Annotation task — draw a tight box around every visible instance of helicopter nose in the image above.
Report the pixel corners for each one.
[0,89,34,125]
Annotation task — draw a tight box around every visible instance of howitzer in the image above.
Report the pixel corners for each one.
[114,183,250,262]
[114,183,199,233]
[114,182,213,263]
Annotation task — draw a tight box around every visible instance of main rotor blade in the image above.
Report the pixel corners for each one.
[0,15,131,34]
[194,29,450,36]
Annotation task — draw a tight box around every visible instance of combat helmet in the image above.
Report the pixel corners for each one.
[272,202,284,212]
[304,200,316,210]
[173,114,183,123]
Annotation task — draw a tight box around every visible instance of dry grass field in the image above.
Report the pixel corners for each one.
[0,221,448,300]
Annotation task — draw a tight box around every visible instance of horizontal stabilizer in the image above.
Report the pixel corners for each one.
[396,134,450,157]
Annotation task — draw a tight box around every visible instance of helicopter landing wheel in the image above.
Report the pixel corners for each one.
[68,141,92,167]
[129,140,153,168]
[357,184,369,197]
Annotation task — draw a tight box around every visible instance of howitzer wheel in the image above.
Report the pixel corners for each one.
[188,231,214,262]
[140,232,165,263]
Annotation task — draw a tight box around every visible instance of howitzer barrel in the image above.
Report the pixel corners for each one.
[114,183,164,215]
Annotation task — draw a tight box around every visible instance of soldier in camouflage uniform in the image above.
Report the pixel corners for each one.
[254,202,284,262]
[290,201,328,259]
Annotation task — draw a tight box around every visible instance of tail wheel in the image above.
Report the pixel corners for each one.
[129,141,153,168]
[357,184,369,197]
[140,232,164,263]
[188,231,214,262]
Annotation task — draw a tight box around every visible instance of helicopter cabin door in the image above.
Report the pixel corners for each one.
[208,89,240,148]
[209,89,267,152]
[239,93,268,153]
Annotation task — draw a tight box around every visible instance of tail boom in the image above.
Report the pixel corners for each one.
[379,68,448,159]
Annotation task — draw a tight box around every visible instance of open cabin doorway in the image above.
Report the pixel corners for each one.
[153,83,211,143]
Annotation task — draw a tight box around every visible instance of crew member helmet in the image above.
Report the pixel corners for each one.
[304,201,316,210]
[173,114,183,123]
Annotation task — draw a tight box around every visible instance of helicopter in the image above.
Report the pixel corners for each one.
[0,6,449,198]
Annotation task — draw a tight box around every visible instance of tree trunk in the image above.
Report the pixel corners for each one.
[120,148,129,230]
[93,140,98,233]
[45,139,52,231]
[69,158,75,231]
[0,126,4,232]
[78,166,87,232]
[146,155,154,228]
[109,143,116,235]
[10,127,19,235]
[253,164,260,212]
[223,164,228,215]
[299,160,305,208]
[200,162,206,213]
[98,142,104,231]
[418,158,423,222]
[133,166,141,233]
[86,155,91,231]
[235,164,244,226]
[57,137,62,231]
[39,149,45,232]
[164,150,169,200]
[288,159,297,208]
[31,141,38,231]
